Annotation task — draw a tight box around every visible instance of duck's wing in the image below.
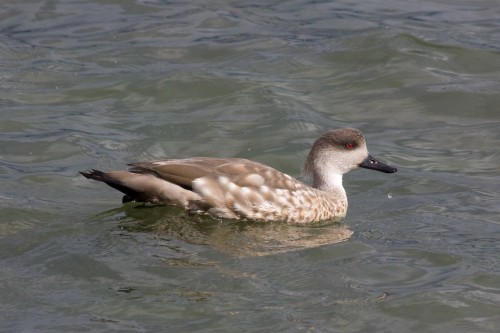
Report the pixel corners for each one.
[213,160,303,190]
[127,157,242,189]
[187,159,312,222]
[128,157,303,190]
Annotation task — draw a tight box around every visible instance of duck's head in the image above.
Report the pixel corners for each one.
[304,128,397,189]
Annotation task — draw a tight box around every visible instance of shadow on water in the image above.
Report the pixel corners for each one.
[99,203,353,257]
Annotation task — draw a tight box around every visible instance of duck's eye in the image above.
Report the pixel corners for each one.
[345,143,354,149]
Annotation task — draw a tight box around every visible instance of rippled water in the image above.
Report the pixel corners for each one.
[1,0,500,332]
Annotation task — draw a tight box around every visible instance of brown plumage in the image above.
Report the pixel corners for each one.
[80,128,397,223]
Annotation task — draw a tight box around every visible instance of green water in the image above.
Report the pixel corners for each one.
[1,0,500,332]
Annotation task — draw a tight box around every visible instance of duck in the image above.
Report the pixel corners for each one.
[80,128,397,223]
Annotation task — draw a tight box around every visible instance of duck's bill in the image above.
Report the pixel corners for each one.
[359,155,397,173]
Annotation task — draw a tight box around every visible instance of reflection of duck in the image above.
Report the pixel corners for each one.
[81,128,396,223]
[118,204,354,257]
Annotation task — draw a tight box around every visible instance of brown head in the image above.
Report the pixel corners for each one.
[304,128,397,191]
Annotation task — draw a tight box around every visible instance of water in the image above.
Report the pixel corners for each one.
[1,0,500,332]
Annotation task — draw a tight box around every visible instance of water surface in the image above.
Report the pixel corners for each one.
[1,0,500,332]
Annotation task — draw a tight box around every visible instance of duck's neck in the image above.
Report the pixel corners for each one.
[312,170,347,201]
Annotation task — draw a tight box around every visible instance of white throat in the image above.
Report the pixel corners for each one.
[313,169,347,201]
